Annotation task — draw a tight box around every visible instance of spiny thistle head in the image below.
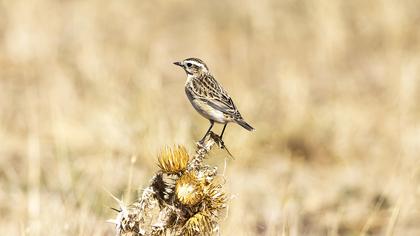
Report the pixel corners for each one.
[203,181,227,213]
[110,136,229,236]
[158,145,189,173]
[182,212,212,236]
[175,172,203,206]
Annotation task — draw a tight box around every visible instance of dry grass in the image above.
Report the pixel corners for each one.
[1,0,420,235]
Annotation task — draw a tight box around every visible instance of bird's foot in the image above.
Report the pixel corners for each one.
[209,132,221,146]
[197,138,205,147]
[209,132,234,158]
[197,132,212,148]
[220,140,225,149]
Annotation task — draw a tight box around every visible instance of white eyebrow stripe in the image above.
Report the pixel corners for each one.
[185,60,204,67]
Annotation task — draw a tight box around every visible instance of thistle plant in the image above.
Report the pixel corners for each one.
[108,132,228,236]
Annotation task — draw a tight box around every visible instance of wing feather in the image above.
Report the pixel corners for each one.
[188,74,242,120]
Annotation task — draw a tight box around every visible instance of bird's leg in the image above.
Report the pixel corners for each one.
[219,124,227,148]
[220,124,227,139]
[199,121,214,144]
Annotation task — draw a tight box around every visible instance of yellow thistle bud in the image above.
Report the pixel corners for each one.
[175,172,203,206]
[157,145,189,173]
[182,212,212,236]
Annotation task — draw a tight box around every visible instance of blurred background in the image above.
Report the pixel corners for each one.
[1,0,420,235]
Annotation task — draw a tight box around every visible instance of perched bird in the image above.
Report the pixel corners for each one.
[174,58,254,144]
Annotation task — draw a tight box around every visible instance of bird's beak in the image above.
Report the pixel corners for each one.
[173,61,183,67]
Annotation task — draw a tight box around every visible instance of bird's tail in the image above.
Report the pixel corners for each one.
[236,119,255,131]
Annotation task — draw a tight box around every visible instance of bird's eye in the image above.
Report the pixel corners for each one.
[186,63,192,67]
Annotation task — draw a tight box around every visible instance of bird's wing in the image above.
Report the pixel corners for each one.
[190,74,242,119]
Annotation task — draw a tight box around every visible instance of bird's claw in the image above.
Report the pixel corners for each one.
[207,132,234,158]
[220,140,225,149]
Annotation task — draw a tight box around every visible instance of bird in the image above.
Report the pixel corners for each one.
[173,58,254,145]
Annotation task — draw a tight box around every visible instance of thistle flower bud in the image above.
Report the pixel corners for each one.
[175,172,204,206]
[157,145,189,173]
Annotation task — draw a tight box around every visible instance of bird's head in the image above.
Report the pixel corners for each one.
[173,58,209,76]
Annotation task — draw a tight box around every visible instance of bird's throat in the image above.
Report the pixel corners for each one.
[185,74,194,85]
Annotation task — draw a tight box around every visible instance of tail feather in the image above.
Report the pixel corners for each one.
[236,119,255,131]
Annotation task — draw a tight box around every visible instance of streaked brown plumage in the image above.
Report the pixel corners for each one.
[174,58,254,143]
